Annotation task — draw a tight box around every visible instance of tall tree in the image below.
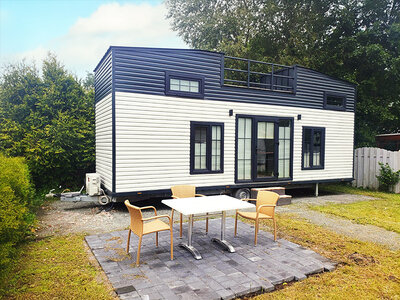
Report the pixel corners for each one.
[166,0,400,146]
[0,55,95,188]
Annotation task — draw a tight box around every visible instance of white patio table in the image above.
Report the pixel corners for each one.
[162,195,255,260]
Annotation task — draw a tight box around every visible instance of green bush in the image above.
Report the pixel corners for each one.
[0,153,35,276]
[376,162,400,192]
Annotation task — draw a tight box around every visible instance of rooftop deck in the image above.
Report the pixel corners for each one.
[223,56,295,93]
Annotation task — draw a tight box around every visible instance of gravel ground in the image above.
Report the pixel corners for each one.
[277,194,400,250]
[36,190,400,250]
[36,199,169,237]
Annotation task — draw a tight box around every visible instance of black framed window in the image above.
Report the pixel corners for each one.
[302,127,325,170]
[165,71,204,98]
[190,121,223,174]
[324,92,346,111]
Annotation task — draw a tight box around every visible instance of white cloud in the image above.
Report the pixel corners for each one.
[1,2,187,78]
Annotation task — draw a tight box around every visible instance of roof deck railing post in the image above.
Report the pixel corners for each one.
[271,65,274,91]
[247,60,250,88]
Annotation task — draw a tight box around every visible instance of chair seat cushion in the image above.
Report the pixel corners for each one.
[237,211,273,220]
[143,219,170,234]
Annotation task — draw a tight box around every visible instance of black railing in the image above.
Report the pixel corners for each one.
[223,56,295,93]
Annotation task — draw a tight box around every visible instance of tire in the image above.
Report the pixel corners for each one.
[234,188,251,199]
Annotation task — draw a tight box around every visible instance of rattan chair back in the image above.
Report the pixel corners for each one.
[124,200,143,236]
[171,185,196,198]
[257,191,279,216]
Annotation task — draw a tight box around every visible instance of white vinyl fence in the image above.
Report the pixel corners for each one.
[353,147,400,193]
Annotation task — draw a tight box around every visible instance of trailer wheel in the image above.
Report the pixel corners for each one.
[234,188,251,199]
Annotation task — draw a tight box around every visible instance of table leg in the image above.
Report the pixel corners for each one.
[179,214,202,260]
[212,211,235,253]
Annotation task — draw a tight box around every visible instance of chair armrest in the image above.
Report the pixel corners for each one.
[241,198,256,202]
[195,194,205,197]
[257,204,276,213]
[139,206,157,216]
[142,215,171,225]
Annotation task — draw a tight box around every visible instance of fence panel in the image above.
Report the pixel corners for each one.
[353,147,400,193]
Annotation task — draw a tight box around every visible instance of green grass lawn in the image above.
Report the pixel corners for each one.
[1,234,115,299]
[252,213,400,299]
[310,184,400,233]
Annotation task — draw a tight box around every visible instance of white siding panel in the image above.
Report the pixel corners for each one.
[115,92,354,193]
[95,93,113,190]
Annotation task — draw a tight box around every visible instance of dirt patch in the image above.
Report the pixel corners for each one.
[348,252,376,266]
[36,199,171,237]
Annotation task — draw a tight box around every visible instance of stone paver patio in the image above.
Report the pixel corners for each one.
[86,218,336,299]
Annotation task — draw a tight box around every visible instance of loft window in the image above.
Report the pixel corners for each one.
[170,78,199,93]
[302,127,325,170]
[165,71,204,98]
[324,92,346,111]
[190,122,223,174]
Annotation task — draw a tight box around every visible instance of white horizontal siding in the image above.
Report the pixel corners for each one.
[115,92,354,193]
[95,93,113,191]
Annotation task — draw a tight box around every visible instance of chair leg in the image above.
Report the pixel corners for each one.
[273,218,277,241]
[206,213,209,234]
[171,209,174,223]
[180,213,183,238]
[126,229,131,254]
[234,212,238,236]
[170,228,174,260]
[156,232,158,247]
[136,235,142,266]
[254,221,258,246]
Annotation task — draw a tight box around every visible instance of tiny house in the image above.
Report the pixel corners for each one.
[94,46,356,201]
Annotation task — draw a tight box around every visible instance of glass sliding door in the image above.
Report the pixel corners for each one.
[278,120,291,178]
[237,118,252,180]
[256,120,276,179]
[236,115,292,182]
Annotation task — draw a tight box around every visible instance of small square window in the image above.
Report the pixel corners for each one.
[324,92,346,111]
[170,84,180,91]
[170,79,180,85]
[189,81,199,93]
[165,71,204,98]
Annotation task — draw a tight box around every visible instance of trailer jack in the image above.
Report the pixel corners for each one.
[46,186,112,206]
[45,174,113,206]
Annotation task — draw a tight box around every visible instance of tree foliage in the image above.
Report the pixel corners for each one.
[0,55,95,188]
[0,154,35,275]
[166,0,400,146]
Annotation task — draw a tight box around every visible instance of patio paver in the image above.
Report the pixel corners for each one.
[86,218,335,299]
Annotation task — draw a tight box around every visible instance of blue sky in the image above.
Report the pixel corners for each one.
[0,0,187,78]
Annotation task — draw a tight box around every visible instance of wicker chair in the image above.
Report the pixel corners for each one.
[170,185,208,238]
[234,191,279,245]
[125,200,173,266]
